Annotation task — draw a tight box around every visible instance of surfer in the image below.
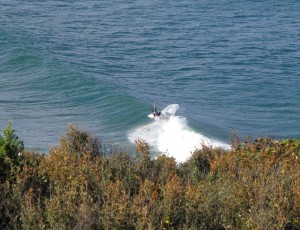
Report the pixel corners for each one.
[152,103,161,117]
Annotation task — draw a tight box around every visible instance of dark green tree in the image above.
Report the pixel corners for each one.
[0,120,24,180]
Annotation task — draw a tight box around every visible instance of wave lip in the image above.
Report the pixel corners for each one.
[128,104,230,163]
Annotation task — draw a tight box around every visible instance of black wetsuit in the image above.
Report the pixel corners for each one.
[152,104,161,117]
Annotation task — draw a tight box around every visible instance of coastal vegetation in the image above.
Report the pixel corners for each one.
[0,121,299,229]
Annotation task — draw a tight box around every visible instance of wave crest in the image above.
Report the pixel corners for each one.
[128,104,230,162]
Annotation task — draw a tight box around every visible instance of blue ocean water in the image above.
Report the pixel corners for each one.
[1,1,299,160]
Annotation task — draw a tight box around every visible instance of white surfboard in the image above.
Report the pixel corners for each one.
[148,114,155,119]
[148,113,159,119]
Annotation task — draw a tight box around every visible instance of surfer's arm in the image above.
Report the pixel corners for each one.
[152,103,156,113]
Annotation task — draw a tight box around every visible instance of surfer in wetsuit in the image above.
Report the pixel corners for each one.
[152,103,161,117]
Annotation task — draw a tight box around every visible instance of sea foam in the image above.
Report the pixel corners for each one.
[128,104,230,163]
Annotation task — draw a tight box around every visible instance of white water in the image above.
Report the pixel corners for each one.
[128,104,230,163]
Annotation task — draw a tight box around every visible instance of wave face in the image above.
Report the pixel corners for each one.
[128,104,230,162]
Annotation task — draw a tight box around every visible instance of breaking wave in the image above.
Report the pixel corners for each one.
[128,104,230,163]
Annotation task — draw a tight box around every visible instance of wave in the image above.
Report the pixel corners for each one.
[128,104,230,163]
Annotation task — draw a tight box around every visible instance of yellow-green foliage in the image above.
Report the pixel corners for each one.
[0,124,299,229]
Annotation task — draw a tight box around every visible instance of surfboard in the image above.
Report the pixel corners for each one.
[148,113,163,120]
[148,113,157,119]
[148,114,154,119]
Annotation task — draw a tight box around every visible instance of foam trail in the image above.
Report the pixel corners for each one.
[128,104,230,163]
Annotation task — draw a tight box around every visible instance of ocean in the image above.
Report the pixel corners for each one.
[1,0,299,161]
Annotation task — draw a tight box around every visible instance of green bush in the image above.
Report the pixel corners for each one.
[0,123,300,229]
[0,120,24,181]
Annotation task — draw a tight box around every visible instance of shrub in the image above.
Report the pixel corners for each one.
[1,123,300,229]
[0,120,24,181]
